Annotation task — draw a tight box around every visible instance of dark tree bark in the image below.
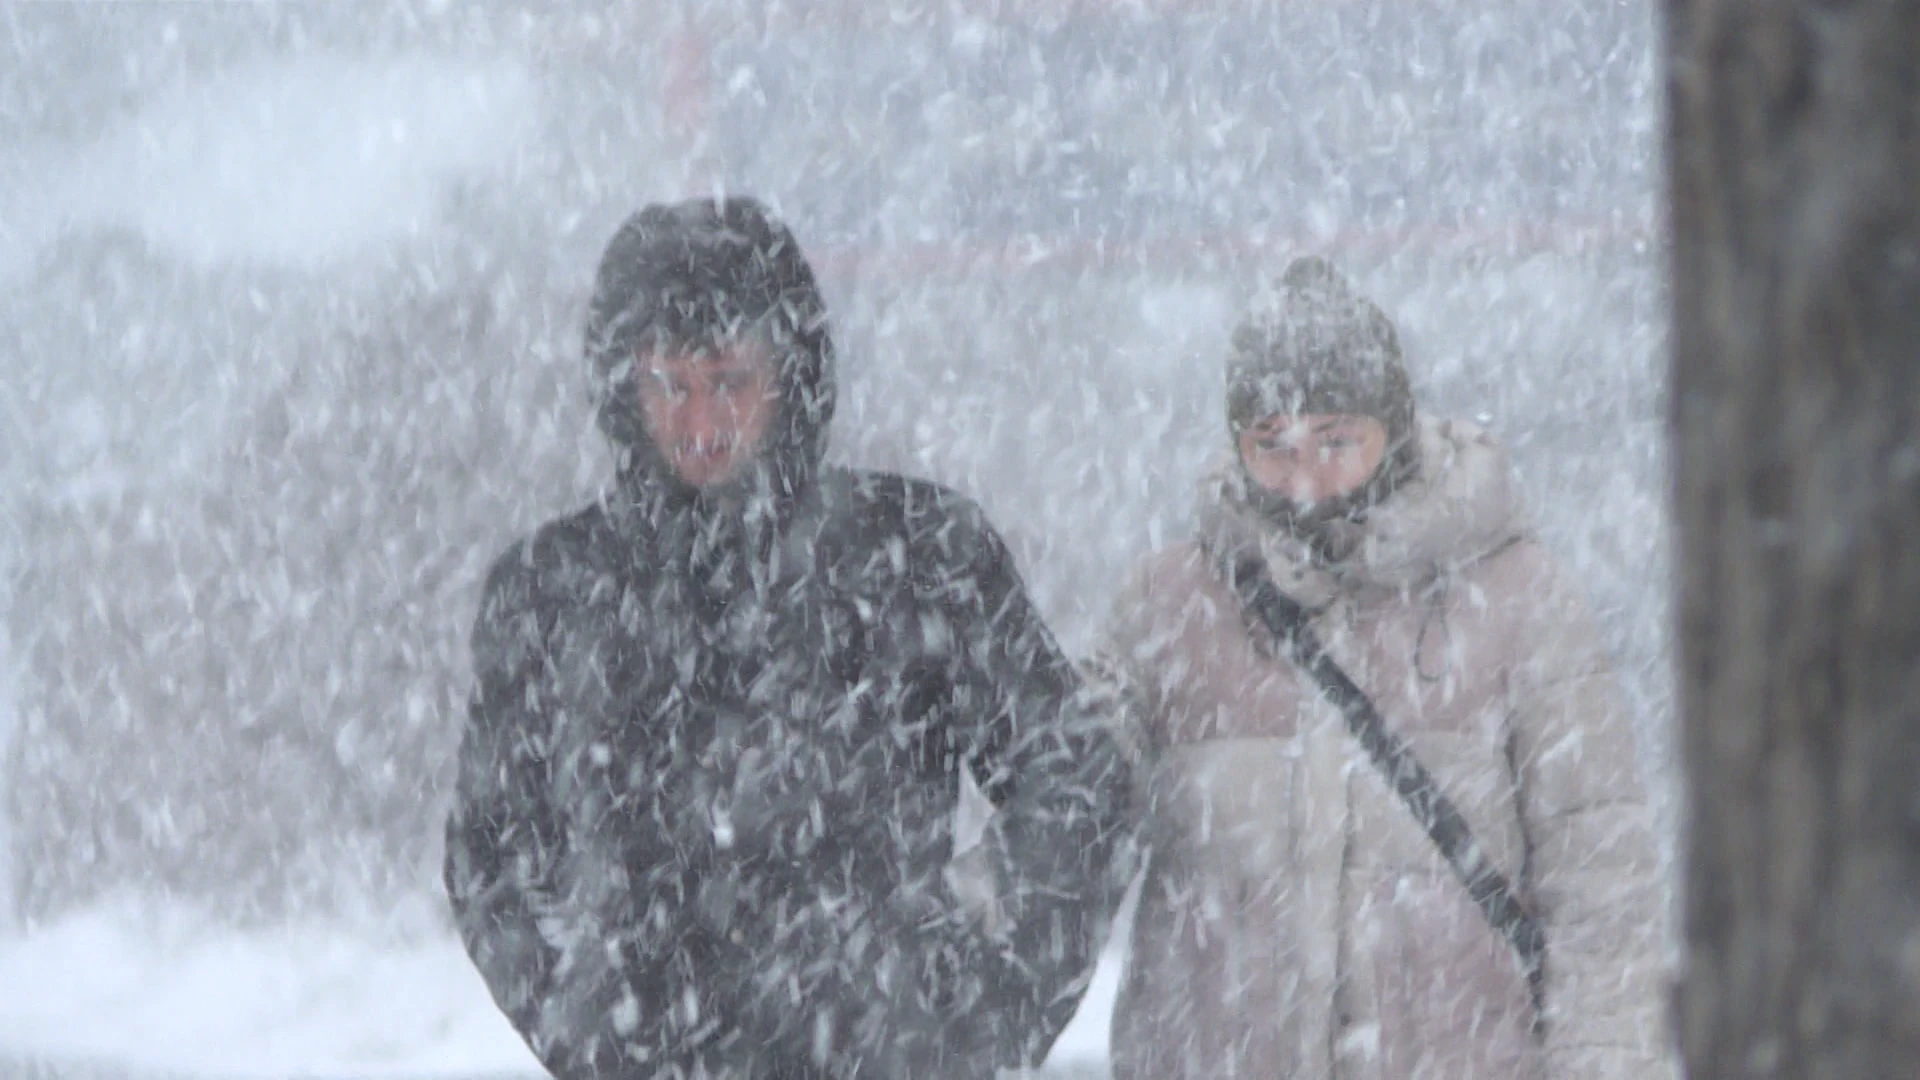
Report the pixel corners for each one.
[1669,1,1920,1077]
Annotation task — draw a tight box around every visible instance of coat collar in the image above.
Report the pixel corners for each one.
[1198,417,1526,609]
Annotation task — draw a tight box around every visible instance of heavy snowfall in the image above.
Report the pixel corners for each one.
[2,2,1669,1077]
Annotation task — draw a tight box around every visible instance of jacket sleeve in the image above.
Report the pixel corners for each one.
[939,508,1137,1067]
[1505,544,1676,1079]
[445,546,580,1077]
[1081,558,1172,781]
[449,541,756,1078]
[1075,563,1168,867]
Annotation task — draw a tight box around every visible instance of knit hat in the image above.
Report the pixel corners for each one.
[1224,256,1421,537]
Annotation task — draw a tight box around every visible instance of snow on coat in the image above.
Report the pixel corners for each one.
[444,197,1131,1080]
[1096,417,1673,1080]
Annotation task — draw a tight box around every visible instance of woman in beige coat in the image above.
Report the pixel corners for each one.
[1096,257,1671,1079]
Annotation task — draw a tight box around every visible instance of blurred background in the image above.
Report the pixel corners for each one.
[0,0,1665,1075]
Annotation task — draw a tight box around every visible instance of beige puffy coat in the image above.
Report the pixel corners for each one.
[1098,418,1672,1080]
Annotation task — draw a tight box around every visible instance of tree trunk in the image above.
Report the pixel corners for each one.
[1668,1,1920,1076]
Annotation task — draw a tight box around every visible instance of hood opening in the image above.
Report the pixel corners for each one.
[583,196,837,536]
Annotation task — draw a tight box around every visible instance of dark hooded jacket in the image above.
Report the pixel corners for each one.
[444,197,1130,1080]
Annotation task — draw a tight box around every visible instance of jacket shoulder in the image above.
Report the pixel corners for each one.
[472,501,624,644]
[834,467,987,523]
[1104,541,1229,651]
[1474,532,1606,645]
[829,467,1003,560]
[1120,541,1221,613]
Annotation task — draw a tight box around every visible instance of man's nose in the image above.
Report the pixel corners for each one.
[680,391,733,438]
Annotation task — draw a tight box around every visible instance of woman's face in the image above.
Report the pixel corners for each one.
[1237,413,1390,506]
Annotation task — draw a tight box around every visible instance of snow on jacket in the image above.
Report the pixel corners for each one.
[444,198,1131,1080]
[1097,417,1673,1080]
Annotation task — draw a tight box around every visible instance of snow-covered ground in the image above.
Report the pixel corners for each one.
[0,904,537,1079]
[0,904,1121,1079]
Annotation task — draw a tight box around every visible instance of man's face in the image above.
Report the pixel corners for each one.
[635,342,779,489]
[1236,412,1389,506]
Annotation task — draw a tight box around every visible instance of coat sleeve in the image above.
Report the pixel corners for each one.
[1505,543,1676,1079]
[444,545,574,1075]
[937,506,1137,1068]
[448,543,686,1079]
[448,538,758,1078]
[1077,561,1167,834]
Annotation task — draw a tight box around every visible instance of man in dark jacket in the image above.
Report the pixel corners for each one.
[445,196,1131,1079]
